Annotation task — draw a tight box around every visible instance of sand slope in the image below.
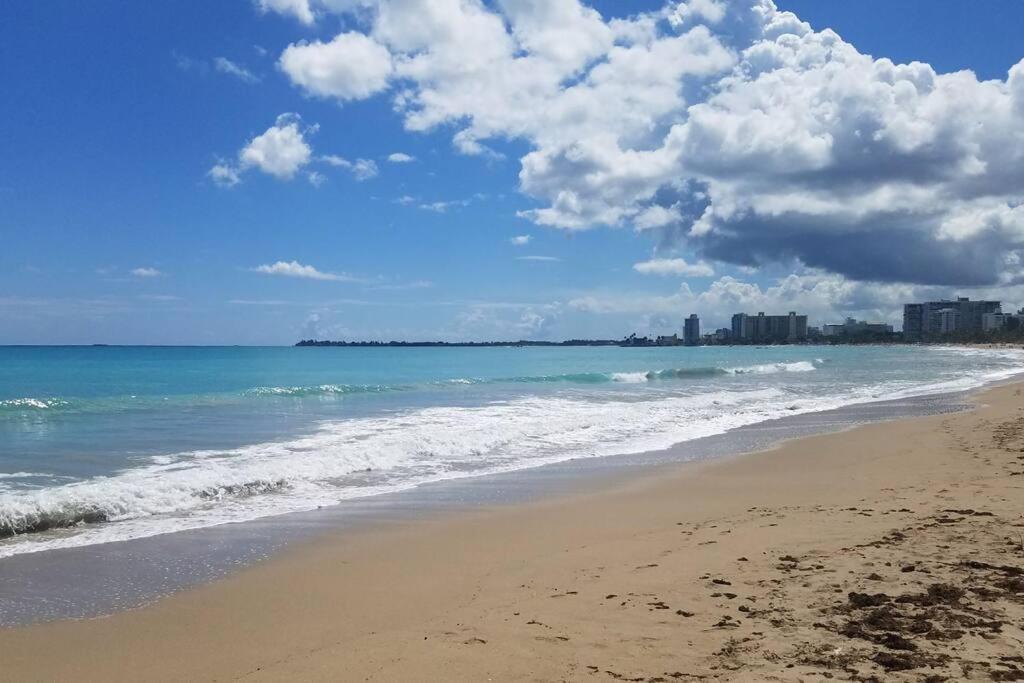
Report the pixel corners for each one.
[2,384,1023,681]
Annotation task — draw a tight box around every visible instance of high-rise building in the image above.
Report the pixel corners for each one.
[731,313,748,341]
[728,311,807,343]
[903,297,1001,339]
[902,304,925,340]
[957,298,1002,332]
[982,312,1011,332]
[932,308,960,334]
[683,314,700,346]
[822,318,894,336]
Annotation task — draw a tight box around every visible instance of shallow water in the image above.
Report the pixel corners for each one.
[2,344,1023,559]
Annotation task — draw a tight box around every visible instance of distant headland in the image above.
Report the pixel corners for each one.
[295,338,623,348]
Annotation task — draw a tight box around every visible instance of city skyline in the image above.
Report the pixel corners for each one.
[298,293,1021,345]
[3,1,1024,344]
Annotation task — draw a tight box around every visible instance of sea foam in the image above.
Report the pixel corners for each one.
[2,348,1023,558]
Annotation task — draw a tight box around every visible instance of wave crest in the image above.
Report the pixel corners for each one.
[0,397,71,411]
[245,384,399,397]
[0,362,822,426]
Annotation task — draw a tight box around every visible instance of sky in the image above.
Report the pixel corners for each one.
[2,0,1024,345]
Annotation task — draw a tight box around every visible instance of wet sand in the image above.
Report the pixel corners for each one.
[2,382,1023,681]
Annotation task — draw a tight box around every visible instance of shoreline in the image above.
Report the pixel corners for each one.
[2,382,1023,680]
[0,382,980,625]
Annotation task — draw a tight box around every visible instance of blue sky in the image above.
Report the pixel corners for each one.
[2,0,1024,344]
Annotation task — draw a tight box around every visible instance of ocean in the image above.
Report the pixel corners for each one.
[2,344,1023,560]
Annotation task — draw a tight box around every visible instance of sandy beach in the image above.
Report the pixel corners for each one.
[2,382,1023,682]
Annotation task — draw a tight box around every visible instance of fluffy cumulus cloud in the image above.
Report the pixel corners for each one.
[568,269,1024,336]
[256,0,316,25]
[569,272,920,330]
[211,114,381,186]
[239,113,313,179]
[279,32,393,100]
[263,0,1024,288]
[209,113,315,185]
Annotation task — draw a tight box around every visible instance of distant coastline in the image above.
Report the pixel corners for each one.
[296,336,1024,348]
[294,336,847,348]
[295,338,622,348]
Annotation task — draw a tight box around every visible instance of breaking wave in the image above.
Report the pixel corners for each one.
[1,387,829,553]
[244,384,403,397]
[4,347,1022,557]
[0,397,71,411]
[0,362,821,420]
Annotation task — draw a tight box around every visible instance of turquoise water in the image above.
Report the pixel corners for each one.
[1,344,1022,557]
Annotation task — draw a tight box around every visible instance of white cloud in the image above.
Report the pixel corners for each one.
[267,0,1024,288]
[454,301,563,339]
[214,57,260,83]
[210,113,316,186]
[256,0,315,24]
[510,234,532,246]
[321,154,349,167]
[387,152,415,163]
[670,0,727,25]
[365,279,434,291]
[213,114,386,187]
[208,163,241,187]
[239,113,313,179]
[517,255,560,262]
[131,267,162,278]
[350,158,379,180]
[633,257,714,277]
[252,260,359,282]
[279,32,393,101]
[418,198,470,213]
[569,272,919,330]
[320,154,378,180]
[633,205,681,230]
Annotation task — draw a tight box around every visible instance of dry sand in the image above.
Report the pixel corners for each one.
[2,383,1024,682]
